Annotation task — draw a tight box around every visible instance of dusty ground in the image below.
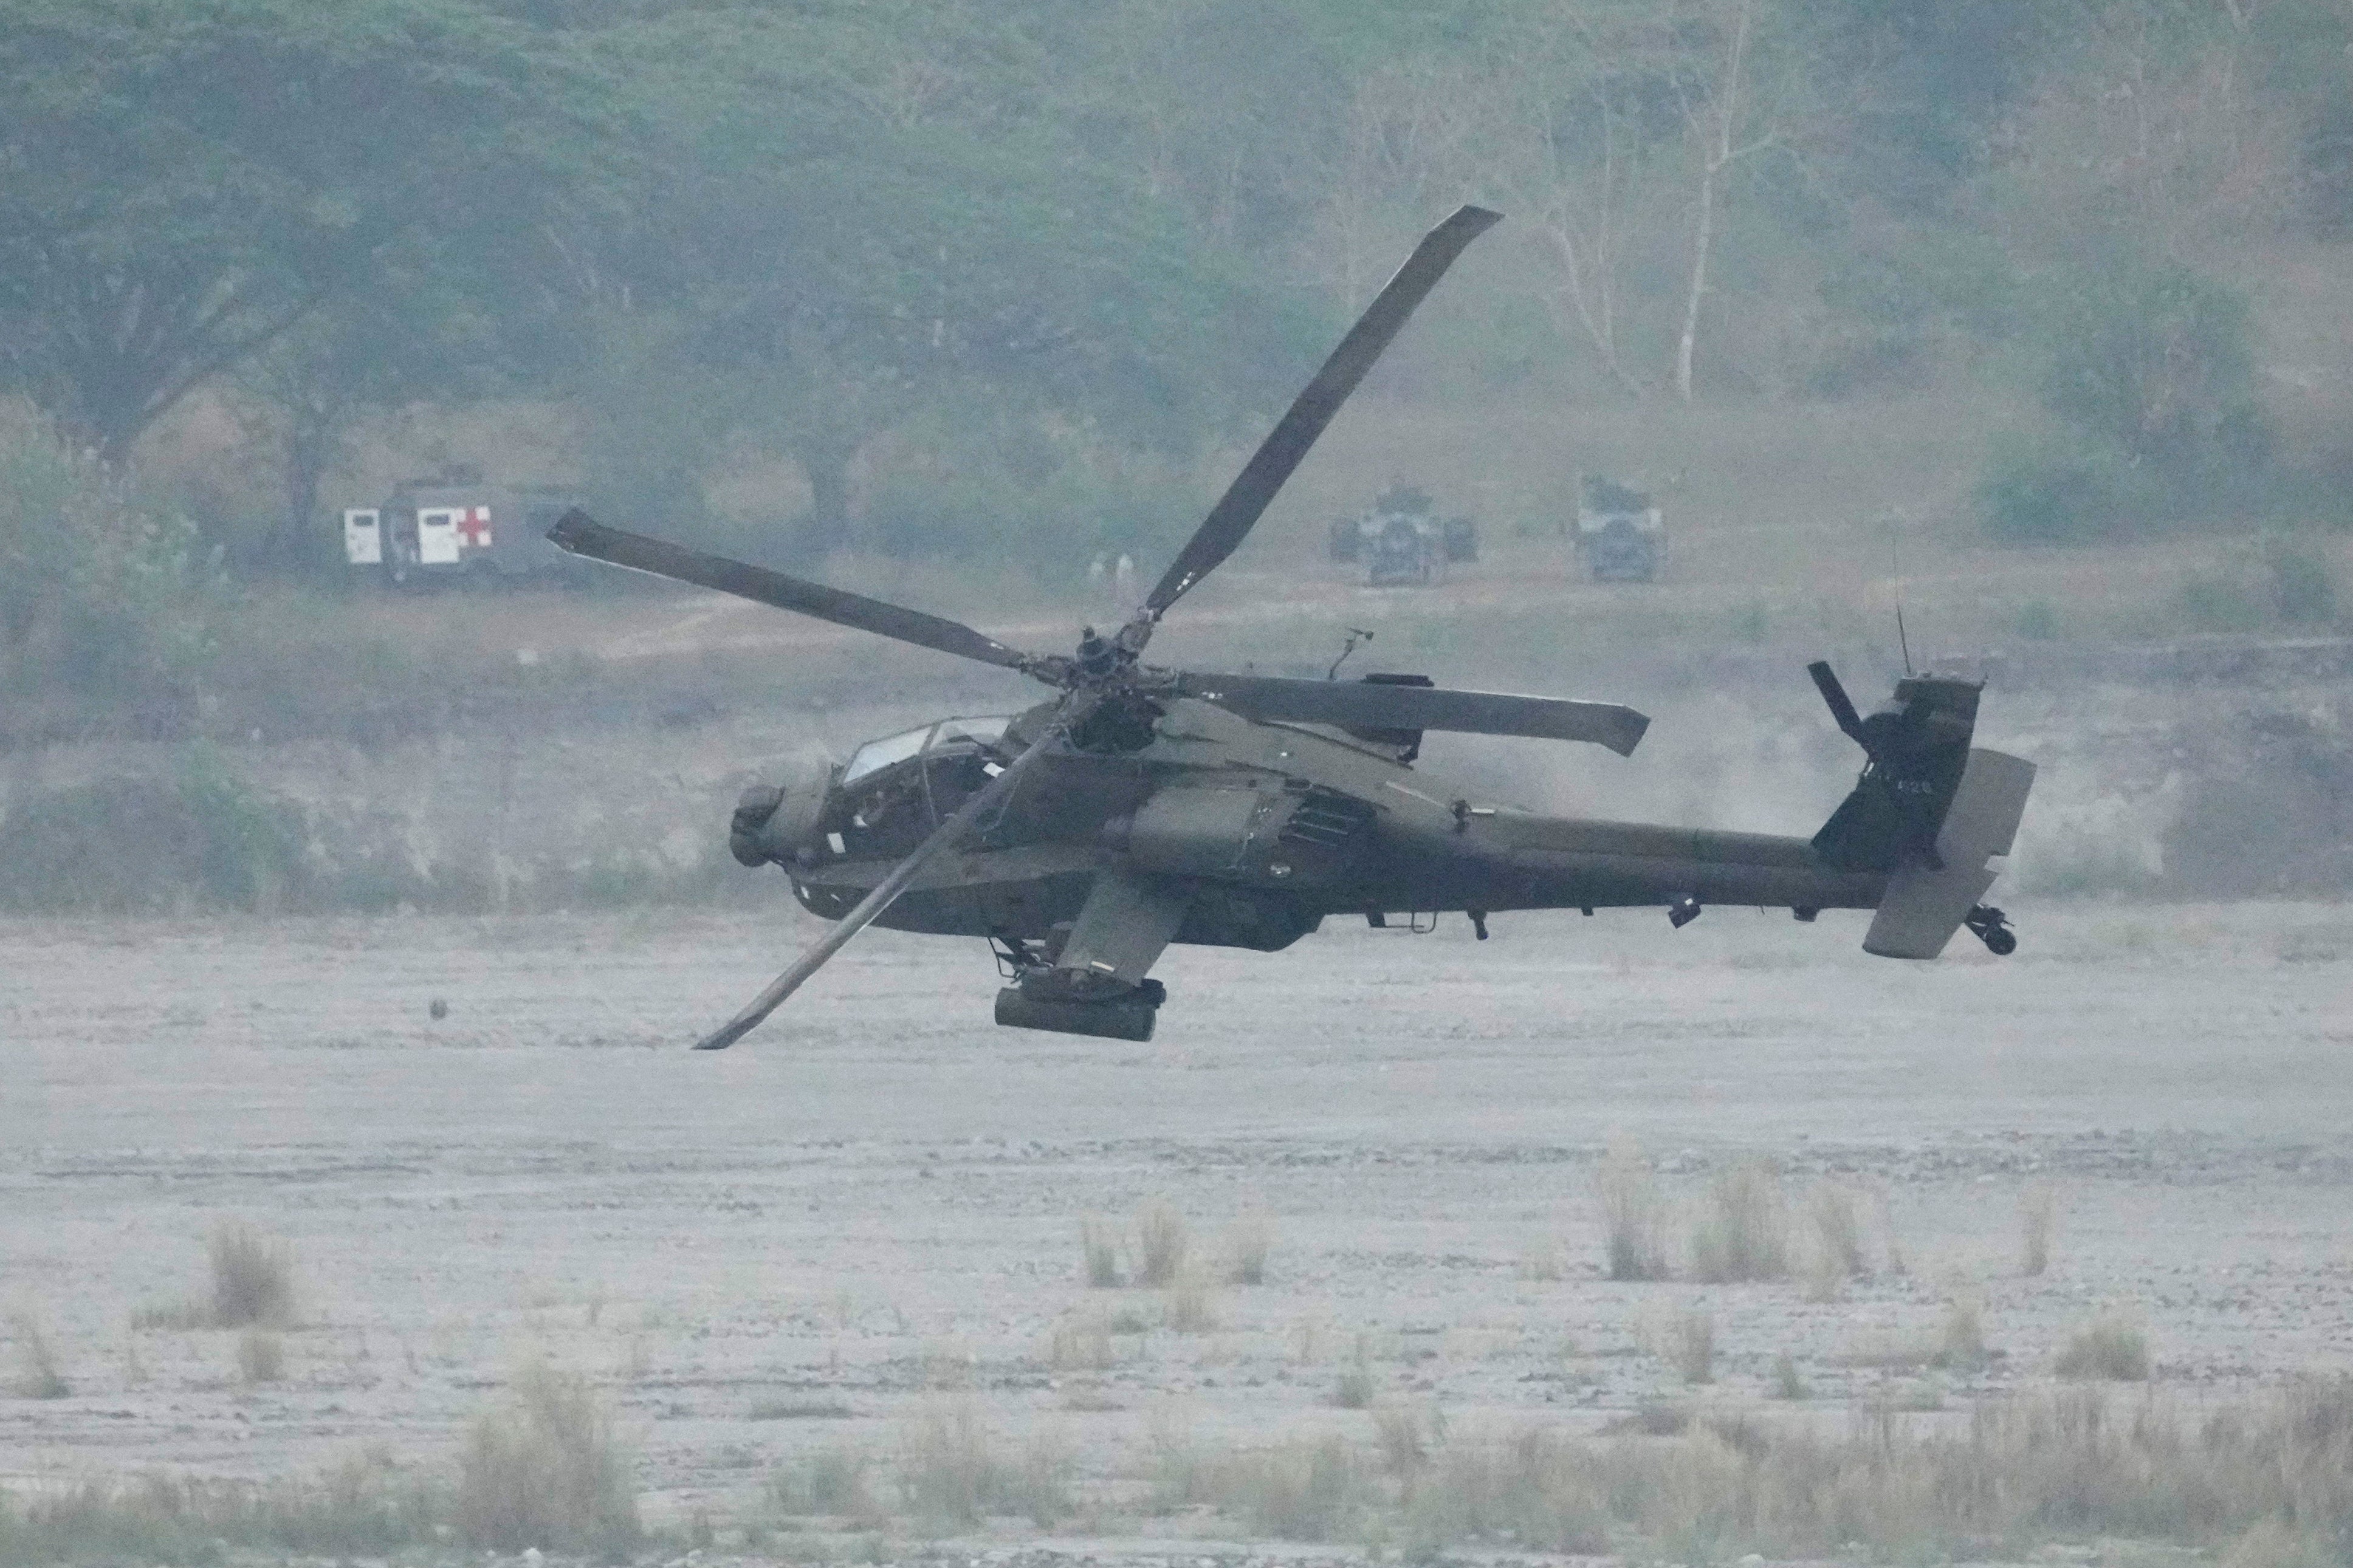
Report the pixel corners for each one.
[5,898,2351,1539]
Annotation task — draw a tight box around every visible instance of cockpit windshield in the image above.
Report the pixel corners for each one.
[929,715,1011,751]
[840,716,1011,786]
[841,726,930,786]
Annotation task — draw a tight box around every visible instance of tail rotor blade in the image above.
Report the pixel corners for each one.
[692,702,1077,1050]
[1145,205,1502,617]
[1808,660,1868,746]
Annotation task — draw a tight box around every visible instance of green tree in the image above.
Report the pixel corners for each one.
[0,0,619,460]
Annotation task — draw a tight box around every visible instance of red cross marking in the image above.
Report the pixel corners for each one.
[456,506,493,548]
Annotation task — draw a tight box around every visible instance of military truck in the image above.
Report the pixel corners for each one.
[1327,482,1477,586]
[343,478,588,588]
[1574,474,1666,583]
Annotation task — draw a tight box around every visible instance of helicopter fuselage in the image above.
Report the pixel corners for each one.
[760,694,1885,951]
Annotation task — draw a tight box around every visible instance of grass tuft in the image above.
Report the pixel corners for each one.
[898,1403,1071,1527]
[1134,1199,1189,1288]
[2021,1180,2060,1276]
[235,1329,286,1385]
[452,1363,639,1555]
[1688,1159,1789,1282]
[1046,1315,1115,1371]
[1078,1215,1121,1288]
[1223,1210,1274,1286]
[1771,1350,1810,1400]
[207,1222,297,1329]
[1933,1294,1988,1369]
[7,1307,68,1400]
[767,1445,876,1521]
[2055,1312,2151,1380]
[1668,1310,1716,1385]
[1595,1135,1669,1281]
[1164,1267,1220,1335]
[1802,1181,1867,1299]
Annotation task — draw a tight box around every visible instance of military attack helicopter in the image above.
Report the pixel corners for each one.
[549,205,2033,1049]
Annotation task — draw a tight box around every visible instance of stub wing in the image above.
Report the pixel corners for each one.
[1863,748,2036,959]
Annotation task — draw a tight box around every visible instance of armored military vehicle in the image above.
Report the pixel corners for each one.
[1327,482,1477,586]
[1575,475,1666,583]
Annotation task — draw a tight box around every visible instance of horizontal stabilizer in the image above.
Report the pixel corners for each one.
[1175,673,1647,755]
[1864,747,2036,960]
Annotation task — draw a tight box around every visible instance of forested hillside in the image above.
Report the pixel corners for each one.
[2,0,2349,732]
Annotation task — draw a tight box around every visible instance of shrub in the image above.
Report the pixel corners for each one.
[0,1456,440,1562]
[1688,1160,1788,1282]
[453,1364,639,1554]
[0,402,222,733]
[1977,431,2136,543]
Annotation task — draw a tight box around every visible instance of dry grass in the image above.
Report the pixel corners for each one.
[1519,1234,1565,1281]
[1688,1159,1790,1282]
[898,1403,1072,1527]
[1077,1216,1121,1288]
[1135,1199,1189,1288]
[1371,1402,1443,1480]
[235,1329,286,1385]
[1332,1335,1379,1408]
[1402,1428,1612,1555]
[1172,1378,2353,1556]
[7,1307,68,1400]
[1223,1210,1274,1286]
[206,1222,297,1329]
[1595,1135,1669,1281]
[1771,1350,1810,1400]
[2055,1312,2152,1380]
[1934,1294,1988,1369]
[0,1460,440,1562]
[1802,1181,1868,1299]
[2021,1180,2061,1276]
[1667,1310,1716,1385]
[1046,1315,1115,1371]
[1166,1434,1373,1541]
[1164,1268,1220,1335]
[766,1445,877,1520]
[452,1363,639,1555]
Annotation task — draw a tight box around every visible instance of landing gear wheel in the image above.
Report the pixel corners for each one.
[1965,903,2016,956]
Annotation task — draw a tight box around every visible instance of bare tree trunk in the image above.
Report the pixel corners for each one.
[1674,0,1753,406]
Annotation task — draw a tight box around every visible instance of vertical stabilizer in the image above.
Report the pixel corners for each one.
[1863,747,2036,959]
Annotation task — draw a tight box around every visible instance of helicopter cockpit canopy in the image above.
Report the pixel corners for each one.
[841,716,1012,786]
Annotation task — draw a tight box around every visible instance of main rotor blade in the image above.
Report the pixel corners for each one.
[692,705,1075,1050]
[1176,673,1649,757]
[548,512,1040,674]
[1145,205,1502,616]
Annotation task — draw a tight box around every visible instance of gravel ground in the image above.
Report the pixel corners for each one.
[4,899,2350,1549]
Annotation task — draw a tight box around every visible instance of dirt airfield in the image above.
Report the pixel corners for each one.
[5,896,2351,1556]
